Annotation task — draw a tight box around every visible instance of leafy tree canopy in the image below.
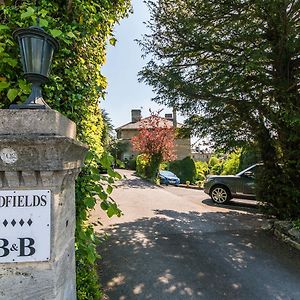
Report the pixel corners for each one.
[139,0,300,219]
[131,111,176,178]
[131,111,176,160]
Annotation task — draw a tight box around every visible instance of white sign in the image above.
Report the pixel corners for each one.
[0,190,51,263]
[0,148,18,164]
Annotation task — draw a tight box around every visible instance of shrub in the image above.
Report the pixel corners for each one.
[195,161,209,181]
[169,156,197,183]
[136,154,149,178]
[208,156,220,167]
[128,157,137,170]
[168,160,181,179]
[221,151,241,175]
[210,162,223,175]
[147,153,163,180]
[159,162,168,170]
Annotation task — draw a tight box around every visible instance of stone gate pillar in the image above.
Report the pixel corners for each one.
[0,109,87,300]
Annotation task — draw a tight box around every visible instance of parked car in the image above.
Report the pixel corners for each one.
[159,170,180,186]
[204,164,262,204]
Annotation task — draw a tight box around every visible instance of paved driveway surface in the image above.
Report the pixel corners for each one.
[91,170,300,300]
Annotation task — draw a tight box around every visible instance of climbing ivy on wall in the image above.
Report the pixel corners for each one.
[0,0,131,298]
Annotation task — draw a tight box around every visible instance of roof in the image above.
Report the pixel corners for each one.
[115,116,183,131]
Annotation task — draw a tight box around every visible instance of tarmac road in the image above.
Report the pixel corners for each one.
[91,170,300,300]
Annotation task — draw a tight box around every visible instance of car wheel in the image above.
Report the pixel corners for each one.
[210,185,231,204]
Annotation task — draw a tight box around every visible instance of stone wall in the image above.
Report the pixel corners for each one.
[174,138,191,160]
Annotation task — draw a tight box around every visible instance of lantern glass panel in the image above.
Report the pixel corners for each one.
[20,35,55,78]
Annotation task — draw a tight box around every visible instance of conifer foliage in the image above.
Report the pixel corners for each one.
[139,0,300,219]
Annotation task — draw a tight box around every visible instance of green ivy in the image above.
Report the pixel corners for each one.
[0,1,131,298]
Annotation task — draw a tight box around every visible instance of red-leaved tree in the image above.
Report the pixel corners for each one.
[131,112,176,179]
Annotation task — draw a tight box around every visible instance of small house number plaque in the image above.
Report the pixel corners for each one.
[0,190,51,263]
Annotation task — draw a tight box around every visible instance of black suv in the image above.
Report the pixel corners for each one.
[204,164,261,204]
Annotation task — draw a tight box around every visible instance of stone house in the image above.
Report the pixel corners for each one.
[191,151,212,162]
[116,109,191,161]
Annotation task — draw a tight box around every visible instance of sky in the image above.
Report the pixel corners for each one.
[101,0,184,129]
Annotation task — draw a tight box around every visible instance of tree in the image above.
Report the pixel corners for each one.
[131,111,176,179]
[139,0,300,219]
[101,109,114,148]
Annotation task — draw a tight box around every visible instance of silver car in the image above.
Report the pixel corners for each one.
[204,164,261,204]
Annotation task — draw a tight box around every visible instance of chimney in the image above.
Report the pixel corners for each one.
[165,113,173,121]
[172,107,177,128]
[131,109,141,123]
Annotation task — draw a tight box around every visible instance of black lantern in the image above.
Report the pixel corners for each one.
[11,26,59,109]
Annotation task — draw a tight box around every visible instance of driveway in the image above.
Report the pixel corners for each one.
[91,170,300,300]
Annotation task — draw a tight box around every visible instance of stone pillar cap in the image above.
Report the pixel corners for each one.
[0,109,88,171]
[0,109,76,139]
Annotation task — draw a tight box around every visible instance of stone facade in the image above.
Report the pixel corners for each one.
[0,109,87,300]
[116,110,191,161]
[191,151,212,162]
[174,138,192,160]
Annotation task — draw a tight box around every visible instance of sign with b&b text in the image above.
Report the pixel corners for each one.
[0,190,51,263]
